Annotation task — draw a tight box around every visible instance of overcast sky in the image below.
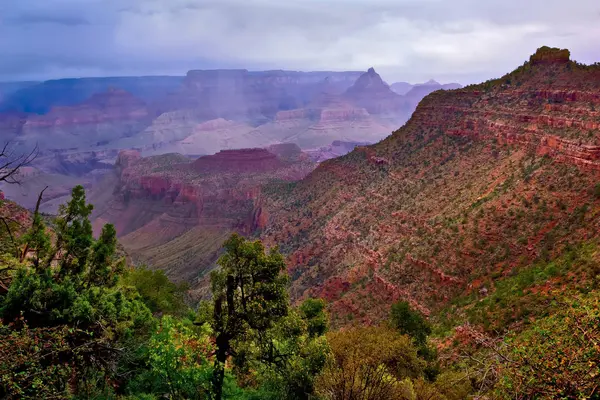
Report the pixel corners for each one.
[1,0,599,84]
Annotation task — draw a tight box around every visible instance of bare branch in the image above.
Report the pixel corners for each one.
[0,142,38,185]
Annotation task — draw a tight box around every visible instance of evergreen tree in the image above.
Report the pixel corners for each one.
[0,186,151,397]
[208,233,289,400]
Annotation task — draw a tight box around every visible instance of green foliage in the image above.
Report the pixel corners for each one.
[299,298,328,338]
[123,266,189,315]
[18,212,50,268]
[390,301,432,347]
[208,233,290,399]
[243,300,330,400]
[466,242,597,331]
[126,316,214,399]
[1,186,151,334]
[496,292,600,399]
[0,186,152,397]
[592,182,600,199]
[0,321,73,398]
[316,326,424,400]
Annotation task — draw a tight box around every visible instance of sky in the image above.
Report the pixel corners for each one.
[1,0,599,85]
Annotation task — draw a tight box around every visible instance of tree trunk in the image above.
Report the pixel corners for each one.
[212,338,228,400]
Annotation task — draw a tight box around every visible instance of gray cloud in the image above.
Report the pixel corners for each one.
[0,0,598,84]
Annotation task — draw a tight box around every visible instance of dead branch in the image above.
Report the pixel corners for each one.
[0,142,38,185]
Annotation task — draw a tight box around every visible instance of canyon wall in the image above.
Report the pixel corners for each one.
[261,48,600,325]
[92,146,316,286]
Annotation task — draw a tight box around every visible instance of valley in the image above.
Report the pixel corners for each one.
[74,47,600,331]
[1,0,599,396]
[1,45,599,399]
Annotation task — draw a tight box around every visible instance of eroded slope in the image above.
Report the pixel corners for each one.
[262,47,600,326]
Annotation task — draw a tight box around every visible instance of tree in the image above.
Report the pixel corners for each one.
[390,301,431,348]
[126,316,214,399]
[240,298,330,400]
[300,298,328,338]
[208,233,289,400]
[0,185,151,397]
[390,302,440,380]
[316,326,424,400]
[123,266,189,315]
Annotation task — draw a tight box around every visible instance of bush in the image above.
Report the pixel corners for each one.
[497,292,600,399]
[123,266,189,316]
[390,301,432,347]
[316,326,424,400]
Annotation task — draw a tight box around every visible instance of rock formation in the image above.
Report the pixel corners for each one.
[91,146,316,285]
[305,140,372,162]
[260,47,600,325]
[344,67,406,117]
[16,88,151,152]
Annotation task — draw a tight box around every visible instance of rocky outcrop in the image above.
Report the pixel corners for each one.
[343,68,410,122]
[412,59,600,169]
[193,148,284,174]
[305,140,372,162]
[165,69,363,122]
[115,150,142,171]
[529,46,571,65]
[16,88,152,152]
[24,88,148,127]
[31,149,118,176]
[91,147,316,284]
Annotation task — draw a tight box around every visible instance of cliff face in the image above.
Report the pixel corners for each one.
[92,146,316,286]
[261,48,600,326]
[193,148,284,174]
[164,69,363,121]
[0,76,183,114]
[15,89,152,152]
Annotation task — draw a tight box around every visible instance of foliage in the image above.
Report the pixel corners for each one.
[123,266,189,315]
[390,301,432,348]
[126,316,214,399]
[496,292,600,400]
[208,233,290,399]
[0,320,73,398]
[299,298,328,338]
[0,186,152,397]
[436,242,599,334]
[239,299,331,400]
[316,326,425,400]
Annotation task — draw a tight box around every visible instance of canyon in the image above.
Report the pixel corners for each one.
[89,144,315,292]
[261,47,600,324]
[0,68,459,214]
[80,48,600,328]
[0,69,457,157]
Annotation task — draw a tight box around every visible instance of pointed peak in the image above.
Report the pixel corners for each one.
[424,79,440,85]
[367,67,376,74]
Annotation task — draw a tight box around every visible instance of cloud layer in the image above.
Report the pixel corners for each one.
[1,0,599,83]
